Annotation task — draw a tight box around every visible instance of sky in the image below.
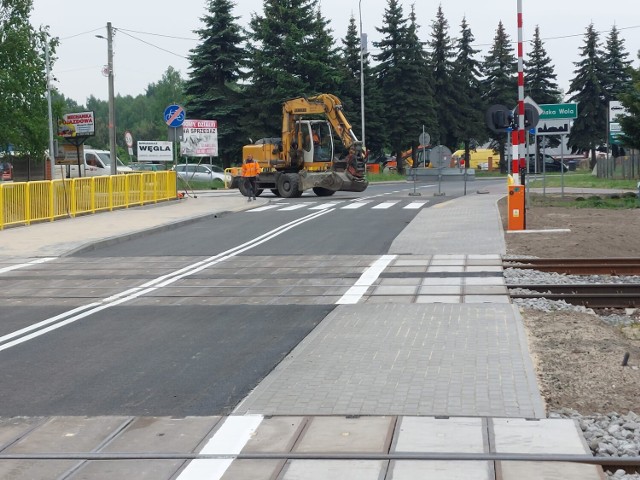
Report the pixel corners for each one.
[30,0,640,108]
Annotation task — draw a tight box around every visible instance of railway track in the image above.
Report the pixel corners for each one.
[505,258,640,308]
[504,257,640,275]
[509,284,640,308]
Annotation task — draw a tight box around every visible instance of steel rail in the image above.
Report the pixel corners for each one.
[0,451,639,466]
[504,258,640,275]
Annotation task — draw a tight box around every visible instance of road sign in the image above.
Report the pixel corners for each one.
[524,95,543,114]
[419,132,430,145]
[609,101,628,122]
[124,131,133,148]
[539,103,578,120]
[164,104,185,128]
[537,119,572,136]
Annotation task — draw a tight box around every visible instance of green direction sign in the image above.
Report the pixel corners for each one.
[539,103,578,120]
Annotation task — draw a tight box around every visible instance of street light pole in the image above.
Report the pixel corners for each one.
[358,0,365,150]
[106,22,117,175]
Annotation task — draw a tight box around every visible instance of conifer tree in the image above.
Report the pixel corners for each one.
[525,26,560,105]
[481,21,517,172]
[567,24,609,168]
[618,55,640,149]
[184,0,247,167]
[339,16,386,156]
[452,17,486,166]
[245,0,342,137]
[602,25,633,103]
[374,1,435,173]
[428,5,459,149]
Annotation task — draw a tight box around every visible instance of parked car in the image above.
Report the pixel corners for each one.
[129,163,165,172]
[173,164,226,183]
[527,154,570,172]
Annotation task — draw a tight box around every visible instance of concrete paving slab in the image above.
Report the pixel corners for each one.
[498,461,604,480]
[69,460,184,480]
[0,459,79,480]
[393,417,485,453]
[293,417,394,453]
[492,418,590,454]
[418,285,462,295]
[389,460,492,480]
[281,460,387,479]
[415,295,461,303]
[243,417,306,453]
[101,416,221,453]
[464,295,511,304]
[373,285,418,295]
[0,417,45,449]
[220,460,283,480]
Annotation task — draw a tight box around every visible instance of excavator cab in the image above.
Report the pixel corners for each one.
[299,120,334,165]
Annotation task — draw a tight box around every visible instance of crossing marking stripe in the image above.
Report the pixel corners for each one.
[403,202,427,209]
[372,201,399,209]
[279,204,312,211]
[341,202,371,209]
[309,203,340,210]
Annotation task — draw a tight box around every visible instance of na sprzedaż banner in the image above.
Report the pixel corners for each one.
[180,120,218,157]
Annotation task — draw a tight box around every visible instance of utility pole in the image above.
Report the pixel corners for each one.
[107,22,117,175]
[45,38,56,181]
[358,0,365,150]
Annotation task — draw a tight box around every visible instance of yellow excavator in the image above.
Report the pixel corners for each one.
[229,94,368,198]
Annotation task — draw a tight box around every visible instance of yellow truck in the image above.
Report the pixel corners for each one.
[451,149,497,170]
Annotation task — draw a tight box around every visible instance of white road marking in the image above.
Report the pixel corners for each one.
[336,255,396,305]
[247,205,280,212]
[279,204,312,211]
[403,202,427,209]
[372,201,399,209]
[309,203,340,210]
[0,209,335,352]
[341,202,371,209]
[177,415,263,480]
[0,257,55,275]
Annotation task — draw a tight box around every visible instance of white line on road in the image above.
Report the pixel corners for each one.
[246,205,281,212]
[0,209,335,352]
[336,254,397,305]
[340,202,371,209]
[278,204,313,211]
[176,415,263,480]
[403,202,427,209]
[0,257,55,275]
[309,202,341,210]
[372,201,399,209]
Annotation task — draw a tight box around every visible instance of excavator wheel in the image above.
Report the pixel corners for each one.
[271,189,281,197]
[277,173,301,198]
[312,187,336,197]
[255,189,264,197]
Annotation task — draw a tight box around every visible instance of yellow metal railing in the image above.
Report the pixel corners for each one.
[0,171,177,230]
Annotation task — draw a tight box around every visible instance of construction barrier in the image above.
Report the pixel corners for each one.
[0,171,177,230]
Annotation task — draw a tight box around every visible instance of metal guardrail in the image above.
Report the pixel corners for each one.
[0,171,177,229]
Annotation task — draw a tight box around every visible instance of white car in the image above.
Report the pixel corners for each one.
[173,164,226,183]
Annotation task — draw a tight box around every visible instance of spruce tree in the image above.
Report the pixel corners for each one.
[428,5,459,149]
[525,26,560,105]
[567,24,608,168]
[374,1,435,173]
[184,0,247,167]
[245,0,342,137]
[602,25,633,103]
[618,57,640,149]
[339,16,386,156]
[481,21,517,172]
[452,17,487,166]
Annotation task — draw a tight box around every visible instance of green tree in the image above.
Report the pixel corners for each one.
[245,0,342,138]
[339,16,386,156]
[452,17,487,165]
[481,21,517,172]
[0,0,56,157]
[567,24,609,168]
[602,25,633,102]
[525,26,560,105]
[184,0,247,167]
[618,54,640,149]
[428,5,458,149]
[374,1,435,173]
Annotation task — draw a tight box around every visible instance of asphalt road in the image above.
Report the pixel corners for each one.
[0,180,497,417]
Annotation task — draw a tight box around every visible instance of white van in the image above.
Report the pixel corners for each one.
[55,148,133,178]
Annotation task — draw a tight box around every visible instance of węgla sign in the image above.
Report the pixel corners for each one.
[539,103,578,120]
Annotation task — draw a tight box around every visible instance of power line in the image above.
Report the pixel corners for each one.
[60,27,104,40]
[117,28,198,41]
[116,29,189,59]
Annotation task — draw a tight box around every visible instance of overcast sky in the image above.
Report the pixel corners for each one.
[31,0,639,108]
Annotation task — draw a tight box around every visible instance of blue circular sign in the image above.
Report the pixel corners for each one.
[164,104,185,128]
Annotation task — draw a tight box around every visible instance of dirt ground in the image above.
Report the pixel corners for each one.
[500,195,640,415]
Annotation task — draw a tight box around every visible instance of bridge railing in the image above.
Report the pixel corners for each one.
[0,171,177,230]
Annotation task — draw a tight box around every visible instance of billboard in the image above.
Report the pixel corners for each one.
[137,141,173,162]
[180,120,218,157]
[58,111,95,137]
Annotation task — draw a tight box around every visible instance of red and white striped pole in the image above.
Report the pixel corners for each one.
[514,0,525,186]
